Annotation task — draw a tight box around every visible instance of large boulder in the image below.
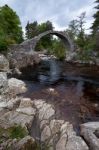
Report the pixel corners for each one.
[8,48,41,71]
[0,111,34,129]
[16,98,36,116]
[8,78,27,94]
[0,54,9,72]
[81,122,99,150]
[8,46,41,79]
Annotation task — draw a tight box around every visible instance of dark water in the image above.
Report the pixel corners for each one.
[20,60,99,132]
[22,76,99,132]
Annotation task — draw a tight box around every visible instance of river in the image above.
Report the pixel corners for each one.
[21,59,99,132]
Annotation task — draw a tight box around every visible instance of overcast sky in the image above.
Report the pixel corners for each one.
[0,0,96,33]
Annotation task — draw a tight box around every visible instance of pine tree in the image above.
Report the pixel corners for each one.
[92,0,99,34]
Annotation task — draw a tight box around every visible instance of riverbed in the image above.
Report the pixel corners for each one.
[21,64,99,133]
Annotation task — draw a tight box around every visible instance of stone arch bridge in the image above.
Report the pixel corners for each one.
[10,30,75,55]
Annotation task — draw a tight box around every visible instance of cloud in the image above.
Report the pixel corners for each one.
[0,0,95,33]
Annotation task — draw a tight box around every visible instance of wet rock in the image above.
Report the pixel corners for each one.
[0,54,9,72]
[8,78,27,94]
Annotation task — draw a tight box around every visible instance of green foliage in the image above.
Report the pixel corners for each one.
[51,38,66,60]
[67,12,87,49]
[26,20,53,51]
[66,20,79,40]
[91,0,99,34]
[8,125,28,139]
[0,125,28,142]
[0,5,23,52]
[26,21,38,39]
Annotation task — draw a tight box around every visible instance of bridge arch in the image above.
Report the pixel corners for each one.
[21,30,75,54]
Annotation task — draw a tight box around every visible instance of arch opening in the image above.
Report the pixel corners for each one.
[21,30,74,59]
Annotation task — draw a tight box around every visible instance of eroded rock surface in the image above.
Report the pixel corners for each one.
[0,54,9,72]
[8,78,27,94]
[81,122,99,150]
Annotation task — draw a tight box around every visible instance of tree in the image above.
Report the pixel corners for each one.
[26,20,53,50]
[91,0,99,34]
[0,5,23,51]
[66,19,78,40]
[37,21,53,49]
[51,38,66,60]
[25,21,38,39]
[76,12,86,48]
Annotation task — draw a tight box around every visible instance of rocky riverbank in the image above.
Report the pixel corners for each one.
[0,54,99,150]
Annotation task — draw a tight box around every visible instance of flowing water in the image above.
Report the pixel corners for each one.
[21,59,99,132]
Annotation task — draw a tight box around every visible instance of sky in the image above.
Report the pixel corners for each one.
[0,0,96,33]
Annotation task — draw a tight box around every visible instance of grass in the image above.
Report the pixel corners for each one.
[0,124,28,142]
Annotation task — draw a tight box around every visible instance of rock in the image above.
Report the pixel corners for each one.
[8,49,41,75]
[8,78,27,94]
[81,122,99,132]
[33,99,45,109]
[81,122,99,150]
[16,98,36,116]
[0,97,21,110]
[0,72,8,94]
[81,128,99,150]
[0,136,37,150]
[95,128,99,138]
[6,97,21,110]
[15,136,37,150]
[95,58,99,66]
[66,51,77,61]
[60,122,76,137]
[0,54,9,71]
[40,120,49,130]
[0,101,7,108]
[19,98,33,108]
[66,136,89,150]
[34,100,55,121]
[0,111,34,129]
[41,125,51,142]
[38,103,55,121]
[16,107,36,116]
[50,119,64,135]
[56,133,67,150]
